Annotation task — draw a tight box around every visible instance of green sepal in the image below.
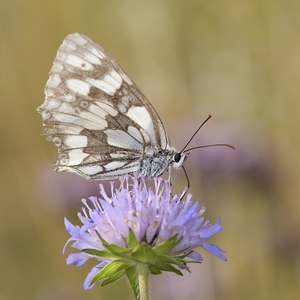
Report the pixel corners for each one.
[156,253,188,270]
[150,261,183,276]
[102,243,132,257]
[148,265,162,275]
[152,235,181,254]
[100,269,126,286]
[125,266,139,300]
[170,247,193,257]
[82,248,116,259]
[127,229,139,248]
[90,260,128,286]
[93,233,132,258]
[131,243,157,263]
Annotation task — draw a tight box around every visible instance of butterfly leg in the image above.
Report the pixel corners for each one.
[168,165,172,182]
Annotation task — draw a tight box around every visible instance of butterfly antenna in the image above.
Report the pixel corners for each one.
[185,143,235,152]
[180,115,212,153]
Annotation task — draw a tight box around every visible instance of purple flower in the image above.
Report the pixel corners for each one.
[64,175,226,289]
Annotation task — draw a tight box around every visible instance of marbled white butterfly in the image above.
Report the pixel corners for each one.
[38,33,224,181]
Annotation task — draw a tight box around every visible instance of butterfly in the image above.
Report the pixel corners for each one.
[38,33,189,181]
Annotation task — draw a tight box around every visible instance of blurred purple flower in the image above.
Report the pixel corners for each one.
[64,175,226,289]
[168,119,271,186]
[36,165,113,212]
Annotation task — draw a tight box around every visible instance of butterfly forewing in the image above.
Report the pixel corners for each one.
[38,33,180,180]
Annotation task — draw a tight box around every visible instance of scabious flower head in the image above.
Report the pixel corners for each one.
[64,175,226,290]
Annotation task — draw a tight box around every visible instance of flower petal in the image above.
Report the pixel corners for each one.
[202,243,227,261]
[66,252,89,266]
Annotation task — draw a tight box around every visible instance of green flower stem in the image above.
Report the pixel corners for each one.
[137,263,149,300]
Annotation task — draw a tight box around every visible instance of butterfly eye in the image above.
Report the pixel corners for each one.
[174,152,182,163]
[172,152,187,171]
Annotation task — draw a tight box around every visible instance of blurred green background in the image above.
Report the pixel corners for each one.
[1,0,300,299]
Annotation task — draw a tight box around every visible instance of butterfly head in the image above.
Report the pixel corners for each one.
[172,151,188,170]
